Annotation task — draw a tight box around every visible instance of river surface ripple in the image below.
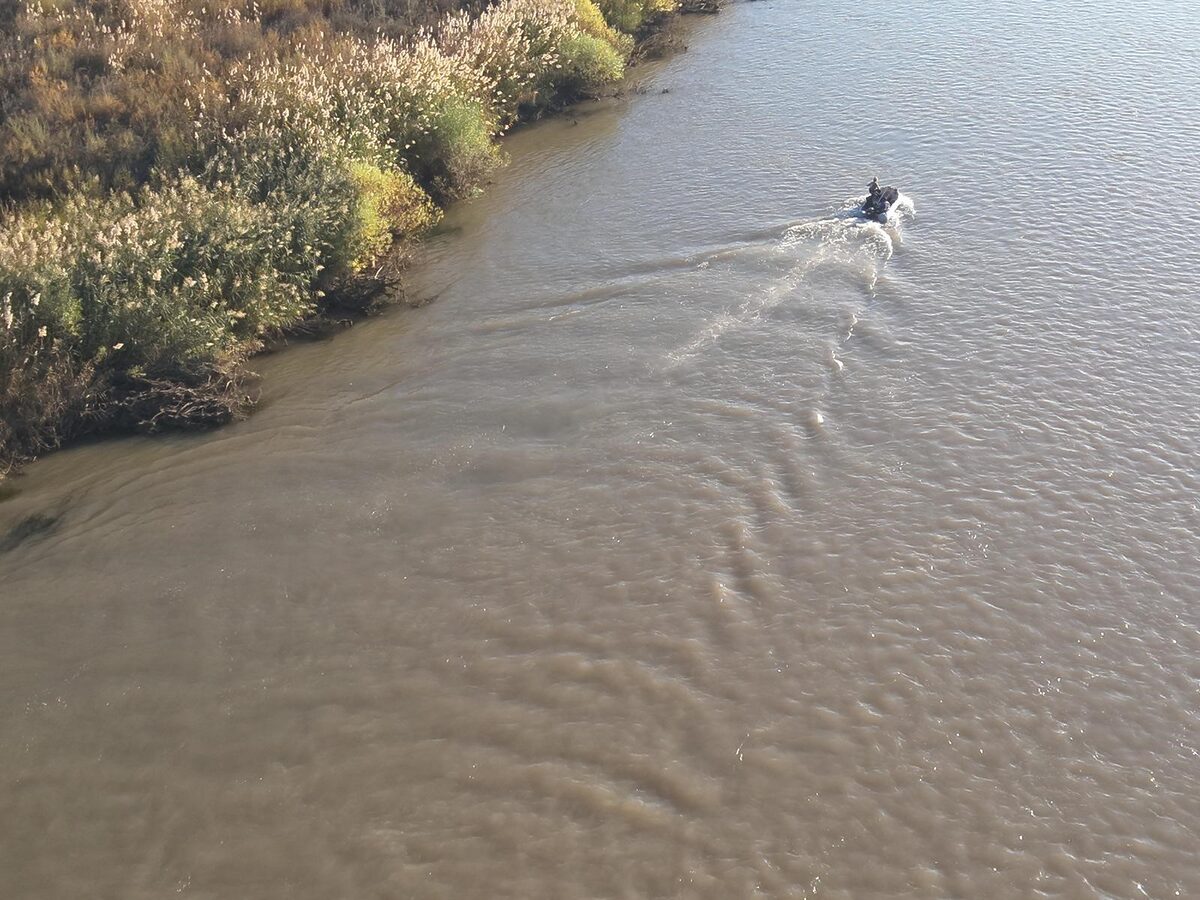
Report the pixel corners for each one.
[3,1,1200,897]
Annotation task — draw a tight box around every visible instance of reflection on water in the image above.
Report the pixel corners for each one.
[3,1,1200,897]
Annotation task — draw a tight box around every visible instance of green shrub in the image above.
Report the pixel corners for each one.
[594,0,675,33]
[404,94,503,200]
[346,162,442,270]
[574,0,633,52]
[553,30,626,99]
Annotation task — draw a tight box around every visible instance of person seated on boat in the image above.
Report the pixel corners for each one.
[864,177,883,215]
[864,179,898,217]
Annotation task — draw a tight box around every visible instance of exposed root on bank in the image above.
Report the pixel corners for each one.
[1,358,257,479]
[103,364,257,434]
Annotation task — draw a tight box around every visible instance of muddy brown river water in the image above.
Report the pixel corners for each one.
[3,1,1200,897]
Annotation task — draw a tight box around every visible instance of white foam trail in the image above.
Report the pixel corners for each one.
[667,251,826,365]
[842,309,860,342]
[667,194,913,366]
[825,344,845,373]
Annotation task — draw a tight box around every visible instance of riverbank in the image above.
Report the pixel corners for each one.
[0,0,716,478]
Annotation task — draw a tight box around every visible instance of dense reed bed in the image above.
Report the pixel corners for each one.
[0,0,682,473]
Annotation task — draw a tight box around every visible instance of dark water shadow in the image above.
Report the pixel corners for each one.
[0,511,62,554]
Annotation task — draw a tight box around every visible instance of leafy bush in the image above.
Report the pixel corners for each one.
[574,0,635,53]
[594,0,676,34]
[553,30,626,99]
[347,163,442,270]
[402,93,503,199]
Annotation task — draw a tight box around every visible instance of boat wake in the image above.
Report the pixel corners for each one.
[666,194,915,366]
[791,192,917,261]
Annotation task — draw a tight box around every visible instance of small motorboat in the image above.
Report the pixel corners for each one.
[862,178,899,221]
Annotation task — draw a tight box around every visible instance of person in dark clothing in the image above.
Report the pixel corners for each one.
[863,178,897,218]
